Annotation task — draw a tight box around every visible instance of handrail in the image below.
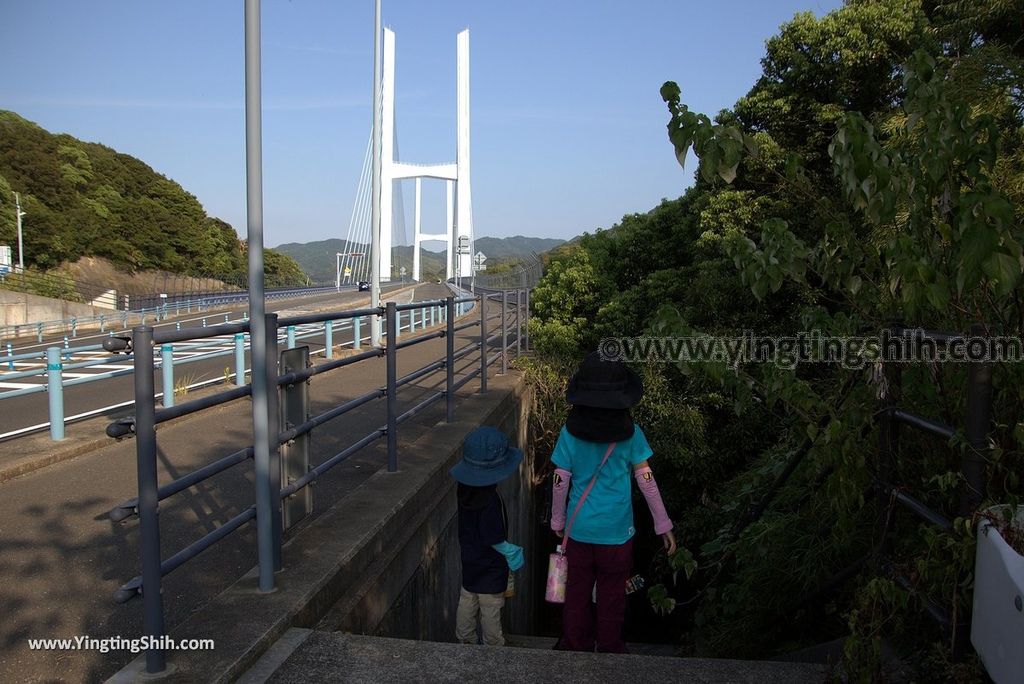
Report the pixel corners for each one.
[107,286,531,668]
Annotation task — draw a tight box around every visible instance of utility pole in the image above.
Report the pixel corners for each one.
[369,0,383,347]
[15,192,25,272]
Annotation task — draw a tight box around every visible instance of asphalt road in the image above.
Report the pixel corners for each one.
[0,283,516,683]
[0,284,417,439]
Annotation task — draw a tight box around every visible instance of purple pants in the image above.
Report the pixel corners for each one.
[560,537,633,653]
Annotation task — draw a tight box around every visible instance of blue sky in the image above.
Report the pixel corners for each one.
[0,1,841,248]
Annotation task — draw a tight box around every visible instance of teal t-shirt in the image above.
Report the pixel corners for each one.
[550,425,653,545]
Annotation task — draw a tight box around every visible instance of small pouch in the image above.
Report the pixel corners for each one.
[545,545,568,603]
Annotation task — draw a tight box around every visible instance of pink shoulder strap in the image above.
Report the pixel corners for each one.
[560,442,616,552]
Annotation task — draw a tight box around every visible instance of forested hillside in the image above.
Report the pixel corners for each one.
[525,0,1023,679]
[0,111,305,285]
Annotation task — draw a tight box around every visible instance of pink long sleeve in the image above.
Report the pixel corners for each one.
[634,466,673,535]
[550,468,572,532]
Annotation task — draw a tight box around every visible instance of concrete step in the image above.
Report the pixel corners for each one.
[505,633,679,657]
[253,629,826,683]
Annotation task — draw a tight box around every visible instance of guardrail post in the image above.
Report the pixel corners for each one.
[353,316,362,350]
[515,289,522,359]
[410,307,417,333]
[235,333,246,386]
[100,315,106,332]
[46,347,65,441]
[133,325,167,673]
[7,342,14,370]
[386,301,398,472]
[71,317,78,338]
[265,313,283,571]
[876,340,900,560]
[524,289,530,351]
[161,344,175,408]
[479,295,487,393]
[501,291,508,374]
[324,320,334,359]
[446,297,455,422]
[960,322,993,516]
[37,323,43,342]
[287,325,296,349]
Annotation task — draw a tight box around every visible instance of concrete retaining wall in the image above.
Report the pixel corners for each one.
[316,373,538,641]
[0,288,120,335]
[331,374,539,641]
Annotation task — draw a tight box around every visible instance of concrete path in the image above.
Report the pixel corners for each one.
[0,284,514,683]
[254,631,826,683]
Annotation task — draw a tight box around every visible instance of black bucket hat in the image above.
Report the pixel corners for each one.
[565,351,643,409]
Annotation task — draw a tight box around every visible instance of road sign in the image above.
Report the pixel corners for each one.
[457,235,470,254]
[474,251,486,263]
[473,264,487,271]
[400,266,407,275]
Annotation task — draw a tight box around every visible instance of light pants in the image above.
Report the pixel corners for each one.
[455,587,505,645]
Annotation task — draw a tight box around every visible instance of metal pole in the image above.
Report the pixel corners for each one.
[960,322,993,516]
[524,288,530,351]
[500,291,508,374]
[515,289,521,358]
[386,301,398,472]
[235,333,246,386]
[161,344,174,408]
[479,295,487,393]
[133,326,167,673]
[244,0,274,593]
[353,316,361,350]
[265,313,282,571]
[369,0,383,347]
[446,296,455,422]
[287,325,296,349]
[876,356,898,559]
[46,347,64,441]
[325,320,333,359]
[15,192,25,272]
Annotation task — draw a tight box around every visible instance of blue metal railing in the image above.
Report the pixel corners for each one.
[107,286,530,673]
[0,292,455,441]
[0,285,338,345]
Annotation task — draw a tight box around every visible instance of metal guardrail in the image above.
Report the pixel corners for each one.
[0,295,481,442]
[0,285,338,343]
[795,324,994,657]
[107,286,530,673]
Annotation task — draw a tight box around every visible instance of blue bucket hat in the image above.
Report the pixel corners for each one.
[450,427,523,486]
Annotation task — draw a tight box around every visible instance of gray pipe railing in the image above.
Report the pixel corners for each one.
[108,289,529,672]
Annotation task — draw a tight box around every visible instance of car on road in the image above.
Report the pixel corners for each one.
[358,281,370,291]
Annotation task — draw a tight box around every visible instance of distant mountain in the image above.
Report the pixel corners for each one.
[276,235,565,282]
[461,236,565,260]
[274,239,447,282]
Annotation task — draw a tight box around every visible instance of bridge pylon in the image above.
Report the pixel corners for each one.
[379,27,472,283]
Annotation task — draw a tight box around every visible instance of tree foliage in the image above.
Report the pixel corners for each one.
[0,111,306,285]
[526,0,1023,678]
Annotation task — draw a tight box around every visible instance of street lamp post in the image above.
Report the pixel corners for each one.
[15,192,25,272]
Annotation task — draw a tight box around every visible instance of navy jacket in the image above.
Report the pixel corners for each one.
[456,483,508,594]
